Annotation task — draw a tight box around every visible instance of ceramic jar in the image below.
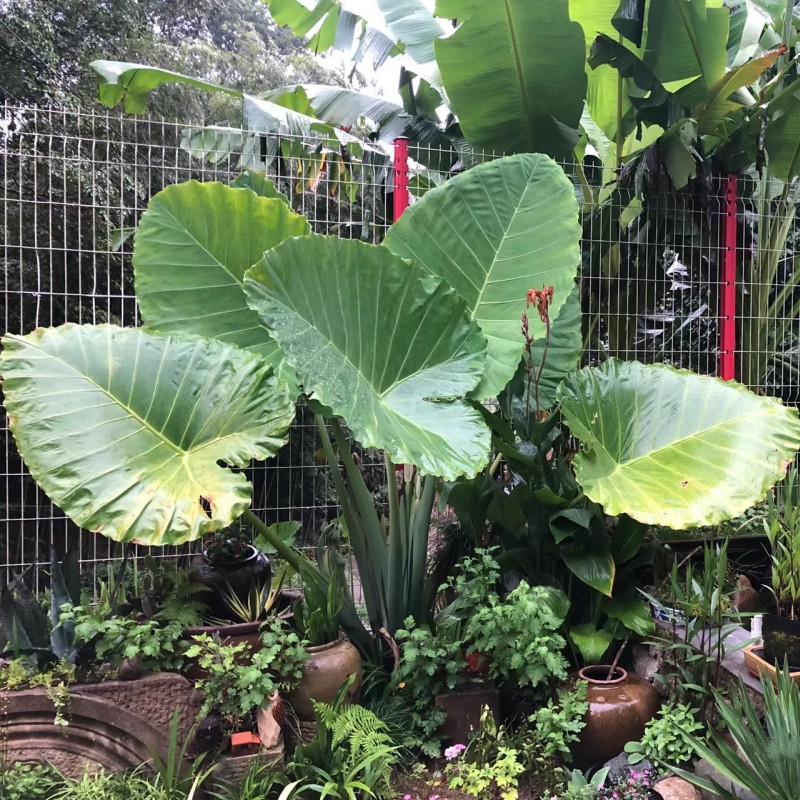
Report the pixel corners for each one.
[288,637,363,720]
[572,665,660,769]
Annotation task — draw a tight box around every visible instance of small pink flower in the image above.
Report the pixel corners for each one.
[444,743,466,760]
[403,795,412,800]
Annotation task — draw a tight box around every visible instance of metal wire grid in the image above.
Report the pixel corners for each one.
[1,104,797,586]
[0,103,391,586]
[579,171,730,376]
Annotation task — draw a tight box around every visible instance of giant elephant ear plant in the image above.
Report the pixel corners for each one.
[4,147,800,660]
[0,153,583,651]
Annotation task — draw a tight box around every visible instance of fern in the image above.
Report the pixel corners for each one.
[292,700,399,798]
[156,572,207,627]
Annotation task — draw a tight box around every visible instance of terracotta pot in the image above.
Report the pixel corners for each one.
[435,684,500,744]
[571,665,659,770]
[288,637,363,720]
[189,546,270,619]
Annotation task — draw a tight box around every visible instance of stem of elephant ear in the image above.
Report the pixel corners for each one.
[606,632,631,681]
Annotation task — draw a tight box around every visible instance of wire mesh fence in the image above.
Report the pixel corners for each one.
[2,102,799,586]
[0,103,394,586]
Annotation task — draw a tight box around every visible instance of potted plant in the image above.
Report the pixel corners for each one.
[288,531,363,721]
[189,526,271,620]
[184,617,307,746]
[182,566,293,681]
[762,464,800,668]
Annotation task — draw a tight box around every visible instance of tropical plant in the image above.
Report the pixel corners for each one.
[5,134,800,668]
[764,463,800,621]
[673,666,800,800]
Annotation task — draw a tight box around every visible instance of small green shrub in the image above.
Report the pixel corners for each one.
[446,744,525,800]
[624,702,704,766]
[64,609,186,672]
[387,617,467,755]
[465,581,569,688]
[522,683,588,770]
[185,618,307,724]
[0,763,63,800]
[0,658,75,725]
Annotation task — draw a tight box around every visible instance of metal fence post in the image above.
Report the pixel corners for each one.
[720,175,738,381]
[393,137,410,222]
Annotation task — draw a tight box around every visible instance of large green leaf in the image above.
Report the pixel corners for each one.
[434,1,587,157]
[764,84,800,182]
[133,181,309,371]
[557,359,800,528]
[643,0,729,108]
[569,622,614,664]
[693,45,784,134]
[561,544,615,596]
[243,236,490,479]
[0,325,295,546]
[384,154,581,398]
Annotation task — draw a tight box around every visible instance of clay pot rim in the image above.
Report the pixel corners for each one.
[202,544,261,568]
[577,665,628,685]
[305,634,350,655]
[183,620,262,636]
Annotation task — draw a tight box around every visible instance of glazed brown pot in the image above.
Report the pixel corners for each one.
[288,637,363,720]
[572,665,659,770]
[189,546,271,619]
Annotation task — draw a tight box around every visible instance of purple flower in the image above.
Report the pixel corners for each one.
[403,795,412,800]
[444,743,466,760]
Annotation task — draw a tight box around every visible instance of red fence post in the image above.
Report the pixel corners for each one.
[393,137,410,222]
[720,175,738,381]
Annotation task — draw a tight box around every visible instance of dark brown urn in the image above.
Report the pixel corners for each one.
[571,665,660,769]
